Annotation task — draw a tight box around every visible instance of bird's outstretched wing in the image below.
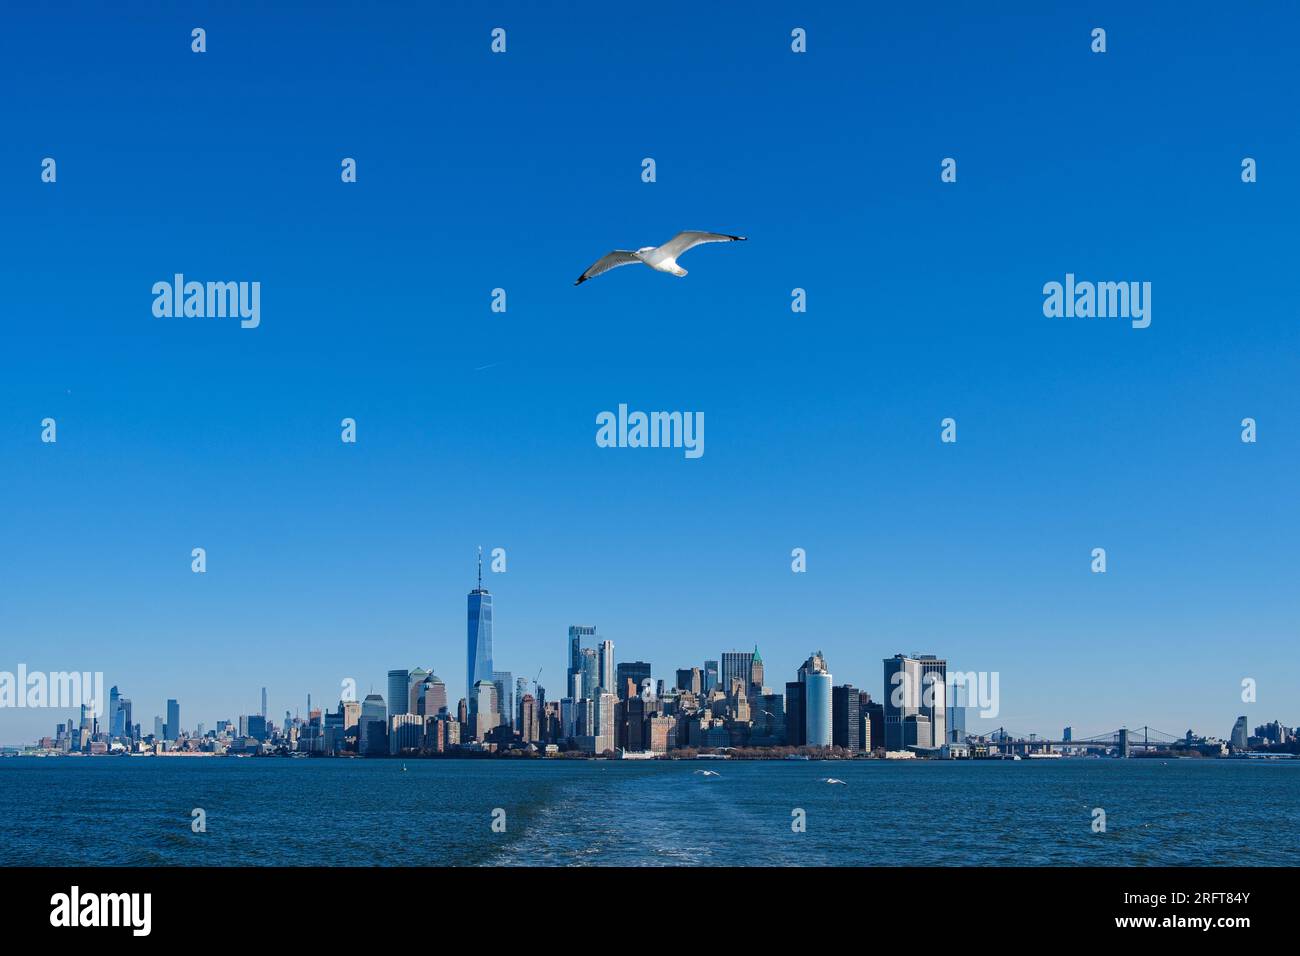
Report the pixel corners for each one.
[575,250,641,285]
[657,231,746,260]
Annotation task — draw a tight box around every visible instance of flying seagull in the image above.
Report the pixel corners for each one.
[822,778,847,785]
[693,769,721,777]
[575,231,746,285]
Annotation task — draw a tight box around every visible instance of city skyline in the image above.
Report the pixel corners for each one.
[3,550,1281,748]
[4,3,1298,745]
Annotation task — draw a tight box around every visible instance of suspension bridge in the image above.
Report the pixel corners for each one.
[976,725,1185,757]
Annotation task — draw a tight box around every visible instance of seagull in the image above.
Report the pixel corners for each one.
[693,769,721,777]
[822,778,847,785]
[575,231,746,285]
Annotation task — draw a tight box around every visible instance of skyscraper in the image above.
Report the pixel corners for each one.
[615,661,651,701]
[784,680,805,747]
[883,654,947,751]
[832,684,861,751]
[467,547,494,704]
[598,639,615,694]
[387,669,410,718]
[580,649,600,701]
[472,680,500,740]
[515,676,529,727]
[415,674,448,717]
[407,667,430,713]
[721,650,754,701]
[749,645,765,699]
[261,686,267,719]
[595,692,618,754]
[676,667,702,695]
[519,694,539,743]
[1231,716,1248,750]
[567,625,596,707]
[946,701,967,744]
[359,694,387,754]
[861,691,883,752]
[800,653,832,747]
[108,686,123,737]
[703,661,719,694]
[165,699,180,741]
[492,670,514,729]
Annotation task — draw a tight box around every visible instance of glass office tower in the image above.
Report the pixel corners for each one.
[467,549,494,704]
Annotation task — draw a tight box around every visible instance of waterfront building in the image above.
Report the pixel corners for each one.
[861,691,883,752]
[619,695,647,751]
[832,683,861,751]
[389,714,423,754]
[239,714,268,741]
[785,681,805,747]
[803,657,832,747]
[323,709,344,753]
[903,714,933,749]
[946,703,967,744]
[752,692,786,745]
[576,698,595,738]
[1230,715,1248,750]
[595,692,618,753]
[359,694,387,753]
[883,654,947,751]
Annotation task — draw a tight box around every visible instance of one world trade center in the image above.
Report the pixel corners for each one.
[467,547,494,703]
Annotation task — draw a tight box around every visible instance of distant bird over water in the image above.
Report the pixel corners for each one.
[822,778,847,785]
[693,769,721,777]
[575,231,746,285]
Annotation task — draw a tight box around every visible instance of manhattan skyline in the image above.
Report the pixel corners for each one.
[0,551,1278,745]
[3,3,1299,743]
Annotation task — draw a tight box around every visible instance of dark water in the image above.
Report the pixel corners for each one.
[1,756,1295,866]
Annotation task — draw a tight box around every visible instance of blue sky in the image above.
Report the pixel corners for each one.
[2,2,1298,743]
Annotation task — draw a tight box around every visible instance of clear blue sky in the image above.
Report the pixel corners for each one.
[2,2,1297,744]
